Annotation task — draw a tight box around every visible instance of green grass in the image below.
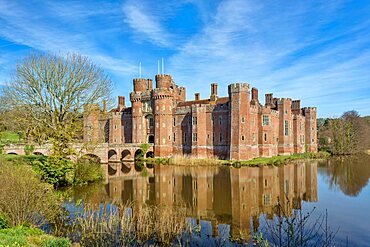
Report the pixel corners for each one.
[0,226,71,247]
[0,131,21,143]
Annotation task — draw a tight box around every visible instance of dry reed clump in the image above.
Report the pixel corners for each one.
[68,202,187,246]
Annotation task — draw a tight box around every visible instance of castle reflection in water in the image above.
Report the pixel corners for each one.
[99,162,318,239]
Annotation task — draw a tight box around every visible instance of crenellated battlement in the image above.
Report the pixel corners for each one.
[228,83,250,93]
[130,92,142,102]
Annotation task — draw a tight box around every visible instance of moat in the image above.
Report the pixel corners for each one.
[68,155,370,246]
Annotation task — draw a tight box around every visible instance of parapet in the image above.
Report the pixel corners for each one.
[152,88,173,99]
[228,83,250,94]
[155,74,172,89]
[303,107,317,112]
[133,78,151,92]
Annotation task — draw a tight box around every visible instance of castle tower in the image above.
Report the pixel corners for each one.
[277,98,294,155]
[303,107,317,152]
[130,78,150,143]
[108,112,122,144]
[83,104,100,143]
[191,104,207,157]
[228,83,251,160]
[153,74,174,157]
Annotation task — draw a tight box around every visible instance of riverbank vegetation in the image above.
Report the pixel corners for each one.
[145,151,330,167]
[318,110,370,155]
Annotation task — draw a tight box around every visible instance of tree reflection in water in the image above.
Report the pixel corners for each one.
[319,154,370,196]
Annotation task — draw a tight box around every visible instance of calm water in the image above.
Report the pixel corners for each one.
[70,155,370,246]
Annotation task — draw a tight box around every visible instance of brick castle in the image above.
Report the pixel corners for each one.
[84,74,317,160]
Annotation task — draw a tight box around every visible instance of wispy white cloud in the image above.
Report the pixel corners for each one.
[0,0,137,83]
[167,0,370,117]
[121,0,173,47]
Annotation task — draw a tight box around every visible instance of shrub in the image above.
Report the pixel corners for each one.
[0,214,8,230]
[24,144,35,155]
[0,163,61,227]
[41,237,71,247]
[73,156,103,185]
[32,156,73,187]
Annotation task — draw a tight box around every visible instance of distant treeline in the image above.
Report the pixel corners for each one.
[318,111,370,155]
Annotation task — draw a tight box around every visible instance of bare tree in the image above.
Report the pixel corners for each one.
[1,52,113,156]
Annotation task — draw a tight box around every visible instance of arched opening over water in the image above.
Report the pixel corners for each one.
[121,162,132,174]
[134,149,144,160]
[7,152,17,155]
[33,152,44,156]
[81,154,101,164]
[146,151,154,158]
[121,149,131,160]
[108,149,118,161]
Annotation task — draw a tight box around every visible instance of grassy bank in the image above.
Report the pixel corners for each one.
[145,151,331,167]
[0,226,70,247]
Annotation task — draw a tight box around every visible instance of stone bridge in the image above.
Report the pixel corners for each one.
[3,143,154,163]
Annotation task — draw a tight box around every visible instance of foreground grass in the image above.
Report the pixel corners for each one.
[145,151,331,167]
[0,226,70,247]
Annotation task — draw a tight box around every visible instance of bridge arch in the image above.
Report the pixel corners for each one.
[108,149,118,161]
[33,152,44,156]
[134,149,144,160]
[81,153,101,163]
[146,151,154,158]
[121,149,131,160]
[7,152,18,155]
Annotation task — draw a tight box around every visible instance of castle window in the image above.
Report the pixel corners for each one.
[285,120,289,136]
[264,132,267,142]
[162,123,166,128]
[312,139,314,143]
[169,135,171,140]
[183,132,187,142]
[207,134,210,139]
[285,110,288,115]
[212,116,214,125]
[263,194,271,205]
[241,135,244,141]
[262,115,269,126]
[192,133,197,142]
[173,118,176,126]
[162,106,165,111]
[264,179,268,187]
[192,117,197,125]
[219,116,222,125]
[173,133,176,142]
[241,116,245,123]
[219,133,222,142]
[114,125,117,130]
[149,117,154,127]
[188,116,191,125]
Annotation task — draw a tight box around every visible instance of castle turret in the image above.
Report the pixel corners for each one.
[155,74,172,90]
[153,88,173,157]
[108,112,122,144]
[228,83,251,160]
[277,98,293,155]
[303,107,317,152]
[83,104,100,143]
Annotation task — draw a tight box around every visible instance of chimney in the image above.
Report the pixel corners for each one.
[211,83,218,101]
[265,93,273,106]
[251,87,258,101]
[195,93,200,101]
[292,100,301,114]
[103,100,107,112]
[118,96,125,110]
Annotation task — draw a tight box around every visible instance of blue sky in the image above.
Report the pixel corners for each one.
[0,0,369,117]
